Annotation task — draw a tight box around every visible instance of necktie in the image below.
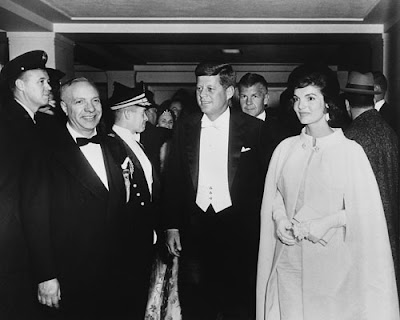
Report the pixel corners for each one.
[76,135,101,147]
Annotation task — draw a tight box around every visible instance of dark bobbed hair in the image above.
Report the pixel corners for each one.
[195,62,236,89]
[288,63,342,125]
[238,72,268,93]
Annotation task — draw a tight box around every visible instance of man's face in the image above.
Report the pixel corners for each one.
[239,83,269,117]
[157,110,174,129]
[127,106,148,134]
[18,69,51,112]
[196,75,233,121]
[145,107,157,125]
[61,81,102,137]
[170,101,183,119]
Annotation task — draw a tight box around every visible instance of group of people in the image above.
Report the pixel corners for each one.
[0,49,398,320]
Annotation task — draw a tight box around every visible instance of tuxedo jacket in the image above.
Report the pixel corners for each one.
[163,109,273,248]
[21,125,127,302]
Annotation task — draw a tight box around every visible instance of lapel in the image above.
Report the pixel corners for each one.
[184,113,202,192]
[53,127,109,199]
[228,111,246,190]
[101,139,125,218]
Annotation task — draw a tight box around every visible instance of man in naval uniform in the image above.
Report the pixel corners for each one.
[106,82,160,318]
[0,50,51,319]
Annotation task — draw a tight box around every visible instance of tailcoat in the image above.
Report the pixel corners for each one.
[163,109,273,318]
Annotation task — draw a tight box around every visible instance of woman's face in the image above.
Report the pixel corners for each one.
[157,111,174,129]
[293,85,328,126]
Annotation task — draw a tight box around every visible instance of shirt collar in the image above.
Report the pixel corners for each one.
[374,99,385,111]
[112,124,140,142]
[67,122,97,142]
[257,110,266,121]
[201,107,230,130]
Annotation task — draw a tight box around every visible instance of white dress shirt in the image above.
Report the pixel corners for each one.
[67,123,109,190]
[196,108,232,213]
[112,125,153,195]
[374,99,385,111]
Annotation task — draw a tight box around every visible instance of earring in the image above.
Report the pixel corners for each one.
[325,113,330,121]
[325,105,330,121]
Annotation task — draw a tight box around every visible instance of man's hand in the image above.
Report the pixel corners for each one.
[165,229,182,257]
[38,278,61,308]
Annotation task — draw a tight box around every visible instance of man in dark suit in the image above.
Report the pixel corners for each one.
[164,62,271,320]
[0,50,51,319]
[373,71,398,133]
[344,71,399,292]
[106,83,161,318]
[238,72,288,147]
[22,77,133,319]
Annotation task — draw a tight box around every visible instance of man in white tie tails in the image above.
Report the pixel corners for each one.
[22,77,132,319]
[163,62,272,320]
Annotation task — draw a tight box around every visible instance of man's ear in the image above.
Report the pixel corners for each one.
[264,93,270,106]
[60,101,68,116]
[15,78,24,91]
[226,86,235,100]
[345,99,351,117]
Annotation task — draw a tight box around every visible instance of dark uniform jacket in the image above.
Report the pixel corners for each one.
[0,99,41,318]
[106,130,161,317]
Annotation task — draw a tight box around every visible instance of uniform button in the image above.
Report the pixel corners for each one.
[136,193,140,196]
[133,184,137,188]
[140,202,145,206]
[302,143,306,149]
[209,197,212,200]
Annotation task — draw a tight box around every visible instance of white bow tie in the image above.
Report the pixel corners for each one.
[201,118,223,130]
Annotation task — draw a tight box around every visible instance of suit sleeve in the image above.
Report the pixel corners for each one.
[161,121,187,230]
[21,147,57,283]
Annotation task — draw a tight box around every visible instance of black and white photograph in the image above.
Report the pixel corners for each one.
[0,1,399,319]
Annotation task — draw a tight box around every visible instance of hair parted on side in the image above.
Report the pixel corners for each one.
[238,73,268,93]
[195,62,236,88]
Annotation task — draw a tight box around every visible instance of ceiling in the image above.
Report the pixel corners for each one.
[0,0,399,70]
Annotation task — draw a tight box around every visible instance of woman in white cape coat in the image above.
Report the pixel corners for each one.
[256,64,399,320]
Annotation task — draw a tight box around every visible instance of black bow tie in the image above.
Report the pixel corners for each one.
[76,135,101,147]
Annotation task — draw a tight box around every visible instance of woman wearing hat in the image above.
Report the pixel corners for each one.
[256,63,399,320]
